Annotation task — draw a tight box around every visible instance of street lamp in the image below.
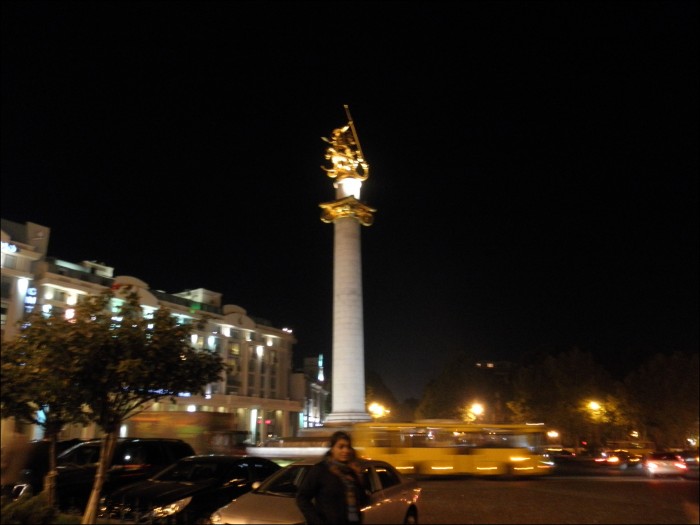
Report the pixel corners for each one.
[587,401,601,412]
[461,402,485,423]
[586,400,604,450]
[368,402,389,420]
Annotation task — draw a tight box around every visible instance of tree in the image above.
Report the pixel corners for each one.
[507,347,620,450]
[415,352,511,421]
[624,351,700,449]
[393,398,420,422]
[1,309,91,507]
[2,286,228,524]
[81,287,229,523]
[365,369,399,419]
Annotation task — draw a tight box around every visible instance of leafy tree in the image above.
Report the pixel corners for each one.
[624,351,700,449]
[2,286,228,524]
[80,287,228,523]
[365,369,399,418]
[393,398,420,422]
[1,310,91,507]
[415,352,512,421]
[507,347,619,449]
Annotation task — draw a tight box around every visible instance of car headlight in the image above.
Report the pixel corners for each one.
[210,510,223,524]
[151,496,192,518]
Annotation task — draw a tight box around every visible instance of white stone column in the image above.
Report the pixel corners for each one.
[325,215,371,423]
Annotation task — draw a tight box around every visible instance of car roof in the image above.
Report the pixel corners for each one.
[58,437,195,456]
[177,455,279,463]
[79,437,188,444]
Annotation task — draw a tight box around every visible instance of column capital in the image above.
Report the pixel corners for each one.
[319,196,376,226]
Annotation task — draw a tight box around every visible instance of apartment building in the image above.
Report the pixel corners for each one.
[1,218,327,453]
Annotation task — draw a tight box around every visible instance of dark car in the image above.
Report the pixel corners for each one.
[1,438,83,500]
[98,455,281,524]
[55,437,195,512]
[678,450,699,479]
[594,449,643,470]
[678,449,699,468]
[545,447,576,462]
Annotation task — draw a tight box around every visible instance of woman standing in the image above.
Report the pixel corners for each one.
[296,430,369,524]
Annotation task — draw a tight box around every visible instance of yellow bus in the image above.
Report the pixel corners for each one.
[351,421,555,478]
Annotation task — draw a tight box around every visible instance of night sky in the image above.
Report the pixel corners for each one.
[2,1,698,402]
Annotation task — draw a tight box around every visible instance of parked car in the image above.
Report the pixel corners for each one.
[55,437,195,512]
[643,451,689,479]
[210,456,422,525]
[1,438,83,500]
[98,455,281,524]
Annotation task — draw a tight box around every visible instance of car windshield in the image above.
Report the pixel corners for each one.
[255,465,309,496]
[57,444,101,466]
[154,460,247,483]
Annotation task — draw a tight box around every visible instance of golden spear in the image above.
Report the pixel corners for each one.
[343,104,369,175]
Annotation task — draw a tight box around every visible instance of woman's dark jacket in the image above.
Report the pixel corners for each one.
[296,456,369,524]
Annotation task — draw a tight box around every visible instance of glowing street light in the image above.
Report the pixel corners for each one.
[368,402,389,420]
[462,402,485,423]
[585,400,604,448]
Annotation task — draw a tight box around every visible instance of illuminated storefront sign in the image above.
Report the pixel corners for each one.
[24,287,37,313]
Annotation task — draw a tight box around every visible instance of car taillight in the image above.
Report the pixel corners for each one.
[675,462,688,470]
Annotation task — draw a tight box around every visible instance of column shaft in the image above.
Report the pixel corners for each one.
[325,216,371,423]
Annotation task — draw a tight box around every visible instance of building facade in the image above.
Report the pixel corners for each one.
[1,218,328,453]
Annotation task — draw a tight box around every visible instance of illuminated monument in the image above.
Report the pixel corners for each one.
[319,106,375,424]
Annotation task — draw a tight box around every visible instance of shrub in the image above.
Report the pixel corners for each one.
[0,492,58,524]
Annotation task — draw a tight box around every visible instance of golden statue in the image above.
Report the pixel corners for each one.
[319,105,375,226]
[321,105,369,182]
